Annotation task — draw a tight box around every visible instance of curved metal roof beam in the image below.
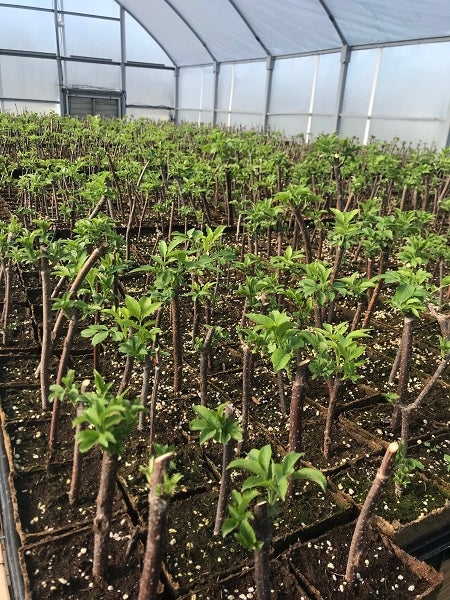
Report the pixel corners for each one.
[227,0,272,57]
[316,0,347,46]
[114,1,178,66]
[161,0,217,63]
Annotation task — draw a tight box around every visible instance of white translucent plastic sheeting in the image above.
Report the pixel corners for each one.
[0,6,56,53]
[232,62,266,114]
[63,0,120,18]
[198,110,213,124]
[373,43,450,119]
[268,114,309,137]
[169,0,265,62]
[119,0,211,66]
[64,61,121,90]
[369,118,446,148]
[125,107,172,120]
[341,49,379,116]
[126,67,174,106]
[125,12,173,65]
[215,111,230,126]
[309,116,336,138]
[231,0,341,56]
[338,117,368,140]
[229,112,264,129]
[313,53,341,115]
[0,101,60,114]
[216,64,233,112]
[177,68,202,110]
[0,56,59,100]
[61,15,121,62]
[0,0,52,8]
[178,66,214,111]
[269,56,317,114]
[326,0,450,46]
[115,0,450,65]
[177,108,213,124]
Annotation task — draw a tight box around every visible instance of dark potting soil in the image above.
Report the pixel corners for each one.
[164,490,249,593]
[24,515,142,599]
[270,479,352,548]
[119,432,214,510]
[182,559,312,599]
[14,455,123,539]
[286,520,439,599]
[341,403,447,445]
[0,385,45,421]
[292,418,381,474]
[332,459,450,525]
[6,412,75,471]
[409,433,450,485]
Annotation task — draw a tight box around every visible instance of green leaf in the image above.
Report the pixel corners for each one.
[258,445,272,474]
[228,457,265,478]
[125,295,142,320]
[241,476,271,491]
[199,428,216,445]
[292,467,327,492]
[271,347,292,372]
[237,519,258,550]
[91,330,109,346]
[222,517,238,538]
[77,429,99,453]
[246,313,275,328]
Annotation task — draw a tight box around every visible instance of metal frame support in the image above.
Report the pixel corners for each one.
[52,0,65,115]
[119,6,126,117]
[363,47,383,144]
[0,58,4,112]
[263,55,274,131]
[306,55,320,142]
[212,61,220,127]
[173,66,180,122]
[335,44,351,135]
[444,101,450,147]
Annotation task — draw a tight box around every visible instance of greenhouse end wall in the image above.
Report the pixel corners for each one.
[176,41,450,148]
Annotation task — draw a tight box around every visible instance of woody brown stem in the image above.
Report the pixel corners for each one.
[69,379,90,506]
[323,378,342,459]
[254,501,272,600]
[214,407,236,536]
[138,453,172,600]
[200,328,214,406]
[93,451,119,581]
[345,442,399,583]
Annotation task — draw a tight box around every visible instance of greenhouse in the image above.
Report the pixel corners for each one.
[0,1,449,600]
[0,0,449,146]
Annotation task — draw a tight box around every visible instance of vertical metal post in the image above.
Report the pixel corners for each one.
[198,67,204,126]
[443,98,450,148]
[173,66,180,122]
[119,6,126,118]
[0,62,5,112]
[52,0,65,115]
[263,55,274,131]
[363,47,383,144]
[227,63,235,128]
[212,61,220,127]
[335,45,351,135]
[306,55,320,142]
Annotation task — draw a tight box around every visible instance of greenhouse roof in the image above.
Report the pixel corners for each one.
[118,0,450,66]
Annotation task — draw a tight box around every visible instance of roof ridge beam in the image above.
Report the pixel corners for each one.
[227,0,272,57]
[316,0,347,46]
[114,2,177,66]
[161,0,217,62]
